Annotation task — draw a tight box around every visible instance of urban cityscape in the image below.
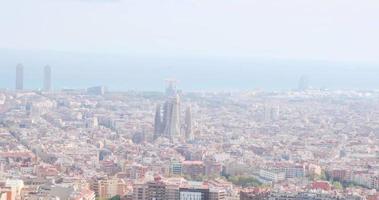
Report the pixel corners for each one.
[1,0,379,200]
[0,65,378,200]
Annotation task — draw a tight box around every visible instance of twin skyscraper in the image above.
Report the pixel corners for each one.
[15,64,52,91]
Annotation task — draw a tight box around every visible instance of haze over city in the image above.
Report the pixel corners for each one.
[1,1,379,200]
[1,0,379,91]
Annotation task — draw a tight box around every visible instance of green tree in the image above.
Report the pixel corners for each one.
[109,195,121,200]
[227,175,262,187]
[332,181,343,190]
[319,171,327,180]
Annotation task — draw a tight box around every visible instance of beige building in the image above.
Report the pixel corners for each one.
[91,178,128,199]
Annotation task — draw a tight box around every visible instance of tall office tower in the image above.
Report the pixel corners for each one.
[184,106,194,142]
[154,104,162,140]
[298,75,309,91]
[163,94,181,140]
[15,64,24,90]
[43,65,52,91]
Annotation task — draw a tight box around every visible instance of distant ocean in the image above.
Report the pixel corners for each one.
[0,49,378,92]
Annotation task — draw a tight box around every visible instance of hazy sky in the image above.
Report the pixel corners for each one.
[1,0,378,63]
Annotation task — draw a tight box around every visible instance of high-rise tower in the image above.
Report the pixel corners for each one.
[154,104,162,140]
[15,64,24,90]
[163,94,181,139]
[162,80,181,140]
[154,81,182,141]
[43,65,52,91]
[184,106,194,142]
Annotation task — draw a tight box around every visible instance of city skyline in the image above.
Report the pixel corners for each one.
[1,1,378,200]
[1,82,379,200]
[2,58,379,92]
